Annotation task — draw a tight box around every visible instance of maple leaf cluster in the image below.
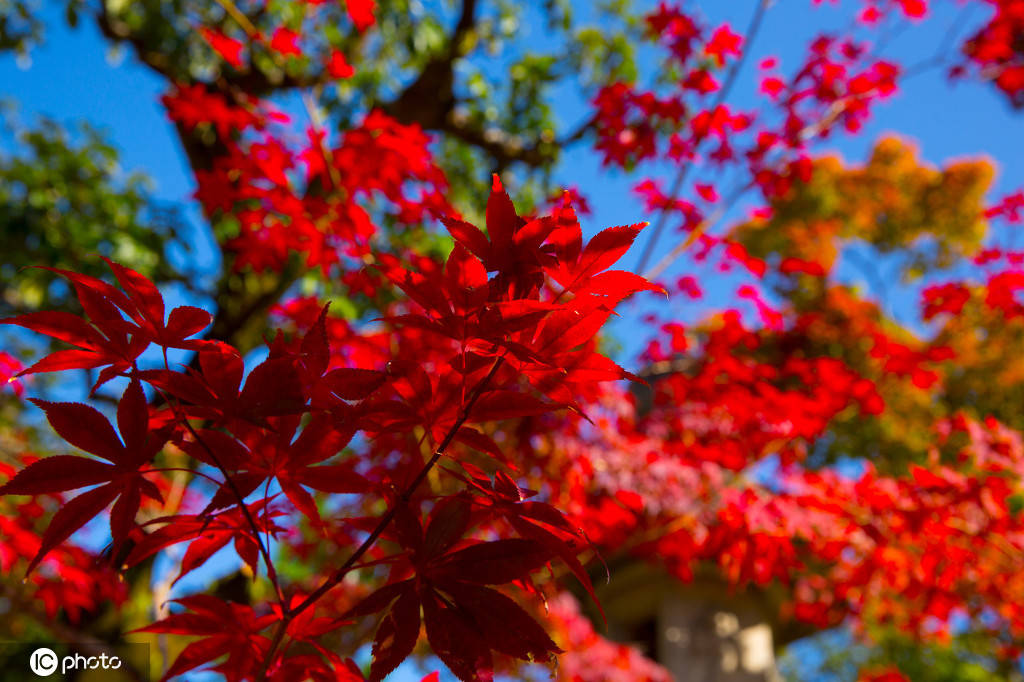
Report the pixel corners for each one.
[164,83,450,274]
[0,459,128,622]
[0,179,659,681]
[586,0,915,288]
[585,0,1012,290]
[535,340,1024,661]
[960,0,1024,107]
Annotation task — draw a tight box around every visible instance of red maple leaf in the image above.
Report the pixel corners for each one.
[0,381,167,573]
[178,414,368,525]
[2,261,214,391]
[345,502,561,682]
[138,595,277,681]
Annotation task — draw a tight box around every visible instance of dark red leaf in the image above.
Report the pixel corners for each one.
[575,223,644,279]
[18,349,112,375]
[0,311,105,348]
[27,484,120,574]
[117,380,149,454]
[424,496,472,558]
[321,368,386,401]
[109,481,142,556]
[452,427,512,466]
[294,463,367,494]
[162,637,230,680]
[442,217,491,265]
[29,399,125,464]
[103,257,165,326]
[343,581,411,619]
[422,592,493,682]
[0,455,116,496]
[442,582,560,662]
[369,586,420,682]
[469,391,561,422]
[430,538,552,584]
[238,357,306,417]
[166,306,213,340]
[300,304,331,379]
[485,174,519,258]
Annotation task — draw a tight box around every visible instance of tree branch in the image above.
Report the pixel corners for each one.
[377,0,592,170]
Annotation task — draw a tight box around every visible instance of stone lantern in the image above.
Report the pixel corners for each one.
[593,561,787,681]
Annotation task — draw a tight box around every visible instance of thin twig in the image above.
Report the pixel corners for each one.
[302,88,344,191]
[212,0,260,38]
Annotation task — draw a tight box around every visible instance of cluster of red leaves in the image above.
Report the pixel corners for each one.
[0,461,127,622]
[868,332,954,390]
[921,282,972,320]
[599,2,902,185]
[0,180,660,681]
[817,0,1024,108]
[752,36,899,173]
[550,371,1024,649]
[583,1,912,308]
[168,2,452,278]
[525,303,1024,660]
[591,3,752,175]
[985,270,1024,318]
[961,0,1024,107]
[923,267,1024,322]
[777,414,1024,642]
[640,312,882,470]
[984,189,1024,223]
[583,0,1020,329]
[162,85,450,273]
[815,0,927,24]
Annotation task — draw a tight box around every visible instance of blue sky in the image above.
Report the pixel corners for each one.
[3,1,1024,680]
